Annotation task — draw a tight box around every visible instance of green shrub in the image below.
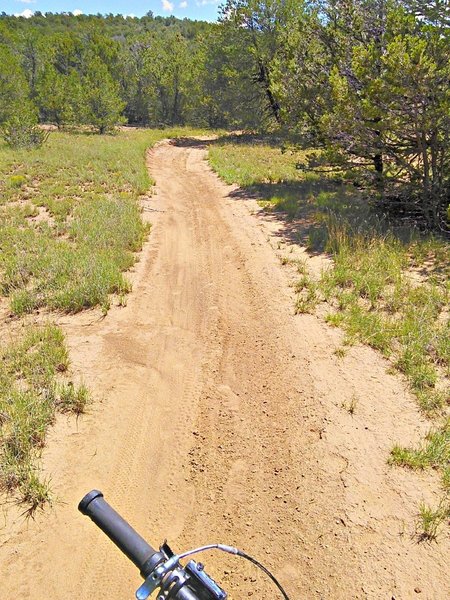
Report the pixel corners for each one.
[7,174,27,188]
[1,115,49,150]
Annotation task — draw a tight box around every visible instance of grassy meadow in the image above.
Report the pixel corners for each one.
[0,127,207,510]
[208,135,449,538]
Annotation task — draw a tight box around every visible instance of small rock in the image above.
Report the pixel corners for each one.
[414,588,422,594]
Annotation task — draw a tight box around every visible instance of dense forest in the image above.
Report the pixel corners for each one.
[0,1,449,229]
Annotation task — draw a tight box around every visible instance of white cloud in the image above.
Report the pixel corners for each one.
[16,0,36,4]
[124,14,136,19]
[180,1,188,7]
[162,0,174,11]
[14,8,34,17]
[72,9,83,16]
[196,0,219,5]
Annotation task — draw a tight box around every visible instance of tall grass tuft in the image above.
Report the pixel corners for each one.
[0,325,90,511]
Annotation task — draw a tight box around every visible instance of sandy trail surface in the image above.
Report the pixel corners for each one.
[0,139,448,599]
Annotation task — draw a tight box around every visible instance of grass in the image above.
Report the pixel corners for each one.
[390,419,450,540]
[208,134,450,530]
[319,231,449,413]
[209,134,314,187]
[0,324,89,512]
[416,501,449,541]
[390,420,449,488]
[0,127,208,315]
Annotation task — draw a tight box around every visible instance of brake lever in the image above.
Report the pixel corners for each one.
[136,546,226,600]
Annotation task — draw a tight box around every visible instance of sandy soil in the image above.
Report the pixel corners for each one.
[0,139,448,600]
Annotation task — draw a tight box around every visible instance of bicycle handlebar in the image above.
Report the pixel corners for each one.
[79,490,228,600]
[78,490,163,578]
[79,490,289,600]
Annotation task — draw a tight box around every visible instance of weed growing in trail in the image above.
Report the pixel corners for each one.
[390,420,449,492]
[295,274,319,314]
[416,501,449,542]
[56,382,90,415]
[342,395,358,415]
[0,325,89,511]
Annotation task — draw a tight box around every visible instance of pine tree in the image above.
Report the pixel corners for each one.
[36,66,83,127]
[81,57,125,133]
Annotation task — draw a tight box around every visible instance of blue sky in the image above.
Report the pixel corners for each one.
[2,0,222,21]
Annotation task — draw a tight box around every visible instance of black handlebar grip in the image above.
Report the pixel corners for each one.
[79,490,161,576]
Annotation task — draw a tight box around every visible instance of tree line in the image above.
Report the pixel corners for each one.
[0,11,265,133]
[0,2,449,229]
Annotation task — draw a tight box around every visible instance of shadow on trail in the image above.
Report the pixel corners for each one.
[170,135,391,256]
[170,137,211,149]
[228,180,339,254]
[172,132,303,149]
[208,132,307,149]
[170,136,337,252]
[225,172,383,258]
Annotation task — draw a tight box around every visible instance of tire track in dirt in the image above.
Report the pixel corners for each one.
[0,138,448,600]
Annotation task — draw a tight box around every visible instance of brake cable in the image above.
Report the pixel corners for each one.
[163,544,291,600]
[79,490,292,600]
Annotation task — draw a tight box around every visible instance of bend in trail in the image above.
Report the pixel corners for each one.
[0,138,448,599]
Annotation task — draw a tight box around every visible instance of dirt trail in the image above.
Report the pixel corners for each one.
[0,139,448,599]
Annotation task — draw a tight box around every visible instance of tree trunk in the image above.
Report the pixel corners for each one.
[373,152,383,175]
[372,118,384,189]
[419,128,435,228]
[172,72,180,125]
[257,61,281,124]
